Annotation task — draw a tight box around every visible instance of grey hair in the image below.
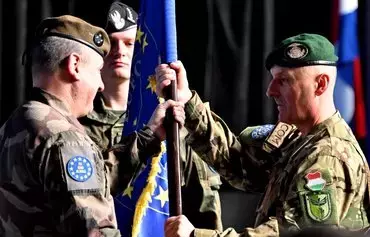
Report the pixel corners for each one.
[31,36,87,75]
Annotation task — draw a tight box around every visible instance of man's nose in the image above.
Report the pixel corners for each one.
[266,79,279,98]
[116,41,127,56]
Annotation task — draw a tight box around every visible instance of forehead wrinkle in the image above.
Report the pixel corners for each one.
[272,67,294,79]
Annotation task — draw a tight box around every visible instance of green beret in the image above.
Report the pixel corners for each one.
[105,2,138,34]
[265,33,338,70]
[35,15,110,57]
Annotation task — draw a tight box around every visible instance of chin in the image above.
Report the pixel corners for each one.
[114,70,130,80]
[278,114,290,124]
[83,105,93,116]
[88,106,94,114]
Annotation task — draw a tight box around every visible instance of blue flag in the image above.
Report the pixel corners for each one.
[114,0,177,236]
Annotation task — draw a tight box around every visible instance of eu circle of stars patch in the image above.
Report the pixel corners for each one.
[66,156,93,182]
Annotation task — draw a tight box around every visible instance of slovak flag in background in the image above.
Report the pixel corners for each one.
[332,0,366,139]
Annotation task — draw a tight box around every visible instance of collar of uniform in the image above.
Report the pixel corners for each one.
[30,87,73,117]
[306,111,342,136]
[30,87,85,131]
[86,92,126,125]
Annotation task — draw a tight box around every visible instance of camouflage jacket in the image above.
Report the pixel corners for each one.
[0,88,120,237]
[79,92,126,151]
[79,92,223,231]
[184,92,370,237]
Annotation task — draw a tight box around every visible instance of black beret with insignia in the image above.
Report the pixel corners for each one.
[34,15,110,57]
[105,1,138,34]
[265,33,338,70]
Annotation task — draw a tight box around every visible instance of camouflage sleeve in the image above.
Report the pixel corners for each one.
[192,217,279,237]
[281,146,368,230]
[39,131,119,236]
[184,91,274,191]
[107,126,162,195]
[181,128,223,231]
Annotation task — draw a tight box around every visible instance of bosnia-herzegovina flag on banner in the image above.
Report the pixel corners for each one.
[332,0,366,139]
[114,0,177,236]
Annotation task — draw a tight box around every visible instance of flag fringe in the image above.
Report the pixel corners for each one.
[132,142,166,237]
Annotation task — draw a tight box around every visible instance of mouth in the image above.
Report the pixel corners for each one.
[275,101,284,110]
[274,101,283,106]
[111,61,129,67]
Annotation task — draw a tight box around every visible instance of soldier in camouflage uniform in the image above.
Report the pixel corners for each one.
[79,2,223,231]
[156,34,370,236]
[0,15,185,236]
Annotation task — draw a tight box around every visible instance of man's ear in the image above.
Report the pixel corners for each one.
[315,73,329,96]
[65,52,82,81]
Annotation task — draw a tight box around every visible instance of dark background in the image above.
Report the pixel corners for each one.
[1,0,369,231]
[0,0,337,129]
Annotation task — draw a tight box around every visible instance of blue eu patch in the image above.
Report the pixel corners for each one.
[251,124,275,139]
[66,156,93,182]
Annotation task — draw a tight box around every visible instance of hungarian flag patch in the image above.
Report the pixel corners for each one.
[305,171,326,191]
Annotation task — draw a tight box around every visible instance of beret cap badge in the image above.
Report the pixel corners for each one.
[93,32,104,47]
[285,43,308,59]
[110,10,125,30]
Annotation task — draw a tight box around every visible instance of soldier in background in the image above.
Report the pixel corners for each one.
[0,14,184,236]
[80,1,224,231]
[156,33,370,236]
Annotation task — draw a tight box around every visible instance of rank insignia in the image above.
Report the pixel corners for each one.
[66,156,93,182]
[305,171,326,191]
[251,124,274,139]
[305,192,331,222]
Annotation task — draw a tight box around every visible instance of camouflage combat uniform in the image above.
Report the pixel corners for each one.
[79,92,223,231]
[184,92,370,237]
[0,88,121,236]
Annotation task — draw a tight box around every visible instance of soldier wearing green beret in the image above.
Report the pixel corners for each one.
[155,33,370,236]
[0,14,185,236]
[79,1,223,232]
